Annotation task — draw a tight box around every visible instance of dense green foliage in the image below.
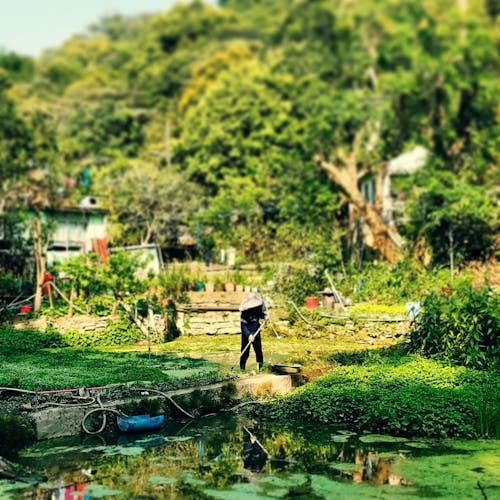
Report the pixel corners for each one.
[60,320,142,348]
[403,172,497,265]
[0,322,142,353]
[0,0,496,263]
[0,326,64,354]
[407,281,500,368]
[265,353,499,438]
[274,257,457,308]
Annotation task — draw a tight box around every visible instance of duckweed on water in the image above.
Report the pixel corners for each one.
[80,484,123,497]
[148,476,177,485]
[392,439,500,499]
[359,434,409,444]
[12,416,500,499]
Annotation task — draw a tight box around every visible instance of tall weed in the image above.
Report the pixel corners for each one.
[408,280,499,369]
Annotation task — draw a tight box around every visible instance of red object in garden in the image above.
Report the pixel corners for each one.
[305,296,318,309]
[20,305,32,313]
[42,271,52,294]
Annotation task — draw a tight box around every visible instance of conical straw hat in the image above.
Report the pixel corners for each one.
[239,293,263,311]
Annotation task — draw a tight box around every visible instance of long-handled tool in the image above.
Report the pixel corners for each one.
[257,288,282,339]
[239,322,265,361]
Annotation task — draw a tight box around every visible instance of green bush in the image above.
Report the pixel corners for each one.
[403,173,497,265]
[348,259,451,305]
[62,319,141,347]
[264,355,499,438]
[157,265,198,299]
[275,266,321,309]
[87,295,115,316]
[0,271,18,297]
[407,280,500,369]
[0,326,66,354]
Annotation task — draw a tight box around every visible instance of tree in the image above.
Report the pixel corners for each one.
[0,76,62,310]
[3,0,498,268]
[0,70,33,213]
[0,51,35,82]
[403,172,497,266]
[314,132,402,263]
[313,0,500,262]
[175,58,339,258]
[105,161,202,248]
[56,251,162,340]
[64,99,146,159]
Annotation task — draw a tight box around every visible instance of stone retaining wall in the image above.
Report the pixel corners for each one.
[177,309,241,335]
[177,291,247,336]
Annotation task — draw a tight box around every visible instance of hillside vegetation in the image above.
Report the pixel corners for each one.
[0,0,498,267]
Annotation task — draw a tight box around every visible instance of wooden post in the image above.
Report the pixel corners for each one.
[324,269,347,312]
[47,281,53,308]
[33,212,46,312]
[69,283,75,317]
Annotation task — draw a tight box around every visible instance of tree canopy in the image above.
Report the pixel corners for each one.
[2,0,498,265]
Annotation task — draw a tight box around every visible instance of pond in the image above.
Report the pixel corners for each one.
[1,415,499,499]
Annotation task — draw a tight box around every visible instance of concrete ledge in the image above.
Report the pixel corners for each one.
[31,374,292,440]
[236,373,292,397]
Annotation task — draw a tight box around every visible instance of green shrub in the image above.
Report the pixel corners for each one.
[348,259,451,305]
[275,266,321,309]
[87,295,115,316]
[157,265,199,299]
[0,326,66,354]
[62,319,141,347]
[0,270,16,293]
[407,280,499,369]
[264,355,499,438]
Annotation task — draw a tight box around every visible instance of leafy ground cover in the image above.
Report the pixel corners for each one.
[262,351,499,439]
[0,328,388,391]
[0,346,220,391]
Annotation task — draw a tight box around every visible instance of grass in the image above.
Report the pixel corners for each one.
[152,331,385,377]
[0,325,389,391]
[0,349,221,391]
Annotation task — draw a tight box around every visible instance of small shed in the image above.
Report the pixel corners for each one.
[45,200,108,266]
[112,244,164,278]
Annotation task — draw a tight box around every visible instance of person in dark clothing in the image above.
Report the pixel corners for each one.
[239,294,266,371]
[242,427,268,472]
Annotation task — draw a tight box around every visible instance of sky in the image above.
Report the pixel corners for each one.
[0,0,202,57]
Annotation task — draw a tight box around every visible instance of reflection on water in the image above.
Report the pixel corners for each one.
[2,416,499,499]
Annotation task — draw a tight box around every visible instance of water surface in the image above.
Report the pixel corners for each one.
[1,416,498,499]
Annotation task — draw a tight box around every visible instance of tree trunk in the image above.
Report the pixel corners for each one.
[316,156,401,263]
[33,212,46,312]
